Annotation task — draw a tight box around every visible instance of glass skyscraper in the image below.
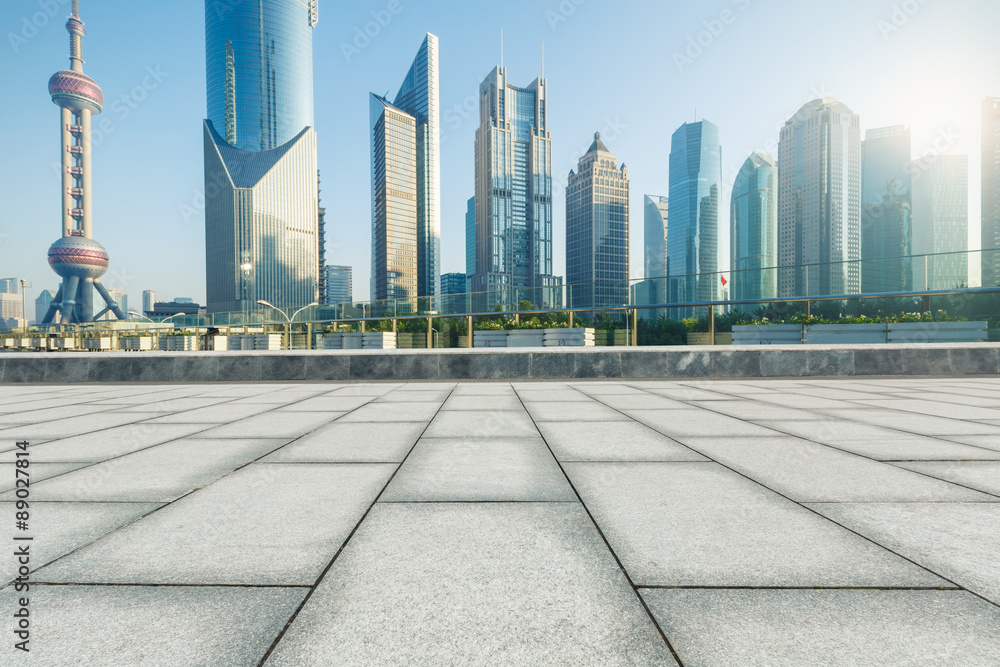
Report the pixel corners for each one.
[778,98,861,298]
[472,66,559,309]
[369,34,440,300]
[731,152,778,304]
[566,133,630,309]
[983,98,1000,287]
[465,196,476,282]
[325,265,352,305]
[861,126,912,294]
[203,0,320,313]
[643,196,668,282]
[667,120,721,316]
[912,155,969,290]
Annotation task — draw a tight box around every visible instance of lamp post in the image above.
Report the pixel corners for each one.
[19,279,27,334]
[257,301,318,349]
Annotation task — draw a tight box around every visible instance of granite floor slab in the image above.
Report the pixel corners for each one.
[192,411,344,438]
[0,462,87,492]
[564,462,943,587]
[523,400,632,422]
[263,422,428,463]
[423,409,539,438]
[0,423,212,463]
[537,421,708,462]
[264,503,676,666]
[145,403,278,424]
[624,409,782,437]
[894,462,1000,496]
[337,402,441,423]
[0,585,308,667]
[36,464,395,585]
[641,589,1000,667]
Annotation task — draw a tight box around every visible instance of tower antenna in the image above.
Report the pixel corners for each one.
[500,29,504,68]
[541,42,545,78]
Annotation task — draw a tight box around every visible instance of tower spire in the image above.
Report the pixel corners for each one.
[67,0,84,72]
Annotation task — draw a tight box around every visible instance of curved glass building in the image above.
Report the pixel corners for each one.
[731,152,778,304]
[205,0,316,152]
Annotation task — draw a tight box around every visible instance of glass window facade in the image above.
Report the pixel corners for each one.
[861,127,912,294]
[983,98,1000,287]
[205,0,315,152]
[731,152,778,303]
[668,120,721,317]
[911,155,969,290]
[325,265,352,305]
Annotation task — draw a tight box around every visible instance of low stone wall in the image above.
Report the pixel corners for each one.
[1,344,997,383]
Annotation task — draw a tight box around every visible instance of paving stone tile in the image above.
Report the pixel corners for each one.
[263,422,427,463]
[823,409,1000,436]
[538,421,708,462]
[641,589,1000,667]
[811,503,1000,606]
[808,436,1000,461]
[0,462,87,492]
[193,411,343,438]
[375,390,452,403]
[859,399,1000,421]
[752,393,854,409]
[677,436,993,502]
[523,401,632,422]
[686,400,822,421]
[145,403,278,424]
[756,418,939,445]
[570,383,648,395]
[643,386,733,401]
[0,412,163,442]
[0,403,116,427]
[593,394,690,410]
[0,502,162,585]
[423,410,539,438]
[0,585,307,667]
[328,384,400,396]
[380,438,574,502]
[337,402,440,423]
[264,503,675,666]
[936,434,1000,452]
[115,397,237,413]
[623,408,782,437]
[894,462,1000,496]
[514,389,593,402]
[274,396,373,412]
[6,438,290,502]
[440,395,525,411]
[450,384,516,396]
[564,462,942,587]
[37,464,395,586]
[0,424,211,463]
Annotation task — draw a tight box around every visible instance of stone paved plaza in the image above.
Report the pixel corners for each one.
[2,377,1000,665]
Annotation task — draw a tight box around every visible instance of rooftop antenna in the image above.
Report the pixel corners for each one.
[500,29,504,68]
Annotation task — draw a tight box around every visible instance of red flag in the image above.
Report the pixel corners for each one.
[721,275,728,287]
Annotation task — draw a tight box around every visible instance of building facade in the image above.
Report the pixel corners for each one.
[0,279,20,294]
[983,97,1000,287]
[731,152,778,304]
[325,265,352,305]
[0,293,24,329]
[643,196,668,282]
[668,120,722,316]
[777,98,862,298]
[465,197,476,286]
[203,0,320,314]
[142,290,157,316]
[35,290,57,325]
[441,273,467,296]
[911,155,969,290]
[472,66,559,309]
[861,126,912,294]
[566,133,630,309]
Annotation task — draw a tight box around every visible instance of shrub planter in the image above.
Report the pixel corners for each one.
[50,337,75,350]
[31,337,48,350]
[363,332,397,349]
[15,338,31,349]
[687,332,734,346]
[321,333,343,350]
[166,336,199,351]
[732,325,803,345]
[507,330,545,348]
[887,322,987,343]
[83,337,113,351]
[804,324,887,345]
[544,328,595,347]
[474,331,508,348]
[208,336,230,351]
[253,334,283,350]
[120,337,152,351]
[594,330,628,347]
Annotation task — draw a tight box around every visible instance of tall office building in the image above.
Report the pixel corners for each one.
[142,290,157,316]
[369,34,441,300]
[0,279,20,294]
[912,155,969,290]
[983,98,1000,287]
[203,0,321,313]
[0,293,24,329]
[643,196,668,281]
[861,126,912,294]
[441,273,467,296]
[325,265,352,305]
[731,152,778,303]
[465,197,476,283]
[471,66,559,309]
[35,290,57,325]
[668,120,722,315]
[778,98,861,297]
[566,133,630,309]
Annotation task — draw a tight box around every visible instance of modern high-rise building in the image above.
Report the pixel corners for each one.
[35,290,57,325]
[471,66,559,309]
[203,0,321,313]
[325,265,352,305]
[465,197,476,282]
[861,126,912,294]
[0,279,21,294]
[41,0,125,325]
[0,293,24,329]
[643,196,669,281]
[142,290,157,316]
[731,152,778,304]
[778,98,862,297]
[912,155,969,290]
[369,35,441,300]
[668,120,722,315]
[566,133,630,309]
[983,97,1000,287]
[441,273,467,296]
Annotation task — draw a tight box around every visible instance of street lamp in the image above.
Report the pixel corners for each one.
[19,279,27,334]
[257,300,318,349]
[128,311,152,323]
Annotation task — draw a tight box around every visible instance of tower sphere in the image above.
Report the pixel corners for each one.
[49,70,103,114]
[66,17,85,37]
[47,236,109,280]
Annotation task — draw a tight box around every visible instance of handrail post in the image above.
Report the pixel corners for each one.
[427,317,433,349]
[568,310,574,328]
[631,308,638,346]
[306,322,313,350]
[708,304,716,346]
[467,315,473,348]
[284,322,290,350]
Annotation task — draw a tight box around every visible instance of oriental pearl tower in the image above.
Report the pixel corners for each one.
[41,0,125,325]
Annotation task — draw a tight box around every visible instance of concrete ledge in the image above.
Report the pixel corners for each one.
[1,344,998,383]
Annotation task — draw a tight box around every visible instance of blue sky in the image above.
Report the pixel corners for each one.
[1,0,997,310]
